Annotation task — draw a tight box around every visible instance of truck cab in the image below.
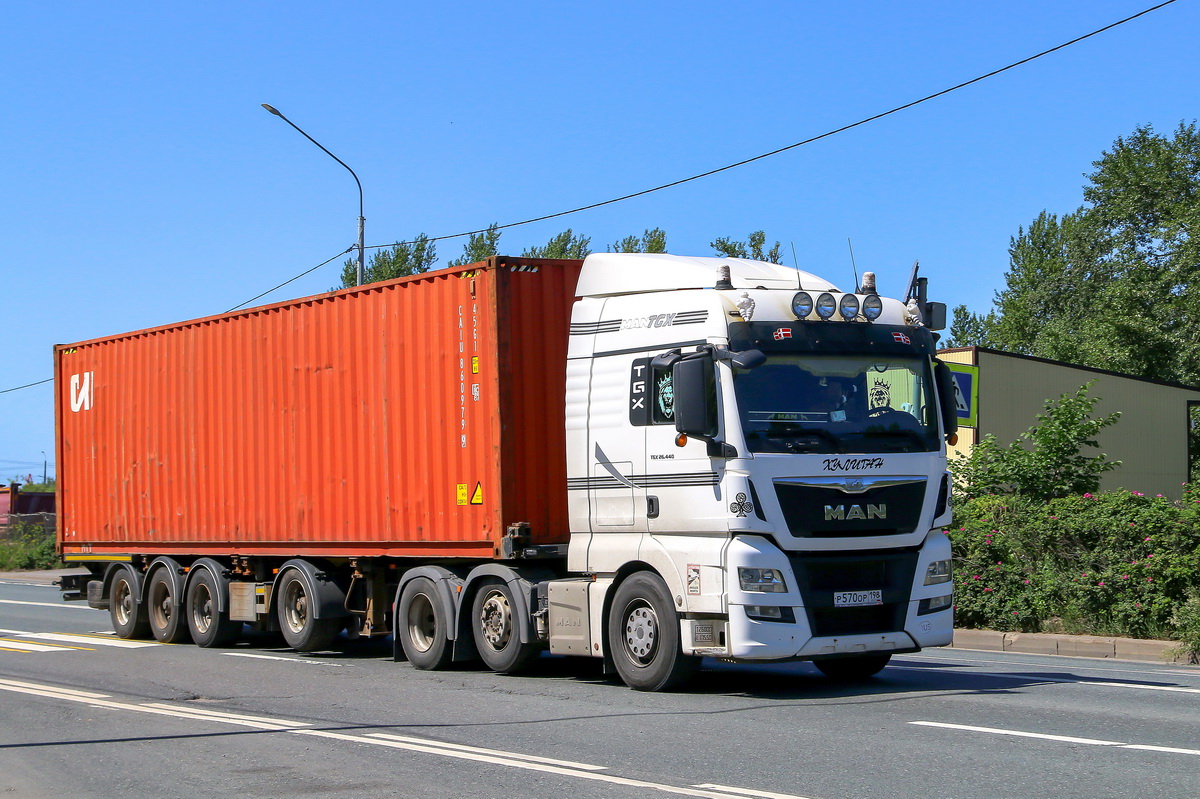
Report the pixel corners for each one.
[558,253,956,689]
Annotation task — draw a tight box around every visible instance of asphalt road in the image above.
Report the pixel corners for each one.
[2,575,1199,799]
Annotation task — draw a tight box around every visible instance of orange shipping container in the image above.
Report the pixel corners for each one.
[55,257,584,560]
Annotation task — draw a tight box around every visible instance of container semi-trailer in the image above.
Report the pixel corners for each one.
[56,252,957,691]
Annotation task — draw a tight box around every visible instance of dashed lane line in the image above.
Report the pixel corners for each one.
[910,721,1200,757]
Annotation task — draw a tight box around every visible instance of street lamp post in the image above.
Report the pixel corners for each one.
[261,104,366,286]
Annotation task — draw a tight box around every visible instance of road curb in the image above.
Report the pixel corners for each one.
[953,628,1195,665]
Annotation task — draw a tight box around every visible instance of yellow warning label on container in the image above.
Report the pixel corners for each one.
[470,483,484,505]
[471,356,479,374]
[456,484,468,506]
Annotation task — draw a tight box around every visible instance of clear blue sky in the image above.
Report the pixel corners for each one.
[2,1,1195,482]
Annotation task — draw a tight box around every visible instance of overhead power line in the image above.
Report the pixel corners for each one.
[0,0,1181,397]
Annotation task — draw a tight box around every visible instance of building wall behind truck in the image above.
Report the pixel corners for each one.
[940,347,1200,499]
[55,258,583,559]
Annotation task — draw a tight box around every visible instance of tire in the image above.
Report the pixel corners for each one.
[185,568,241,648]
[109,569,151,639]
[276,569,340,652]
[147,568,189,644]
[471,579,540,674]
[813,654,891,680]
[607,572,698,692]
[397,577,453,670]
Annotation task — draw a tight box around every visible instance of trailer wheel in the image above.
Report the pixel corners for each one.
[813,654,891,681]
[147,569,189,644]
[398,577,452,670]
[109,569,150,639]
[186,569,240,648]
[471,579,540,674]
[277,569,339,652]
[607,572,698,692]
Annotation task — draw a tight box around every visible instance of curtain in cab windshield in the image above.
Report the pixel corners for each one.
[732,354,939,454]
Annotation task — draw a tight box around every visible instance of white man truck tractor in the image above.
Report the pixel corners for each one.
[57,252,956,692]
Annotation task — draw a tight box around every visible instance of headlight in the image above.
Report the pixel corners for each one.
[862,294,883,321]
[738,567,787,593]
[924,560,952,585]
[815,293,836,320]
[838,294,860,321]
[791,291,813,319]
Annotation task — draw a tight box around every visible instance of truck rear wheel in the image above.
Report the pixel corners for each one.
[471,579,540,674]
[186,569,241,648]
[109,569,150,639]
[398,577,453,670]
[147,569,189,644]
[813,654,891,680]
[607,572,698,692]
[276,569,339,652]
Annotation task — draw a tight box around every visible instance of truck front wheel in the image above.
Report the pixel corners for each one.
[607,572,698,692]
[813,654,891,680]
[398,577,453,670]
[471,579,540,674]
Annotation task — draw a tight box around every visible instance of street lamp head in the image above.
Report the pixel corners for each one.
[261,103,283,117]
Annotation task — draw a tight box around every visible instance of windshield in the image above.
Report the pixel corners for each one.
[733,354,940,454]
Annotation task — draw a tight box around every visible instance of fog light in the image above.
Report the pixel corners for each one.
[838,294,860,321]
[918,594,953,615]
[791,291,814,319]
[862,294,883,321]
[739,567,787,592]
[815,293,837,320]
[745,605,783,619]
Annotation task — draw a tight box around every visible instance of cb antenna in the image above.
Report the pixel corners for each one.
[847,238,860,293]
[790,242,801,290]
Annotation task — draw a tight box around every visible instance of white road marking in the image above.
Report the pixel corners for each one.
[910,721,1200,757]
[221,652,342,666]
[368,732,607,770]
[693,785,817,799]
[0,638,91,652]
[0,677,815,799]
[890,665,1200,694]
[0,630,157,648]
[140,703,310,728]
[0,598,96,610]
[298,729,805,798]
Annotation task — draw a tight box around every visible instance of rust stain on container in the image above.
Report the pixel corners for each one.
[55,257,583,559]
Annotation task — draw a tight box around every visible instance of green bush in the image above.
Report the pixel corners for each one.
[951,488,1200,655]
[0,521,62,571]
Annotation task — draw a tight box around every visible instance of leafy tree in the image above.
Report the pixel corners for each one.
[448,223,502,267]
[609,227,667,253]
[957,122,1200,384]
[953,381,1121,502]
[945,305,1000,348]
[710,230,783,264]
[338,235,437,287]
[522,229,592,259]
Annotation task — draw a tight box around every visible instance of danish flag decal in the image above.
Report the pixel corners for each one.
[773,328,792,341]
[892,332,911,344]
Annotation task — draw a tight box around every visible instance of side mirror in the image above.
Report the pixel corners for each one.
[674,357,717,438]
[731,348,766,370]
[934,360,959,439]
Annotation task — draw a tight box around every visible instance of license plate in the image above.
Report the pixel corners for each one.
[834,589,883,607]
